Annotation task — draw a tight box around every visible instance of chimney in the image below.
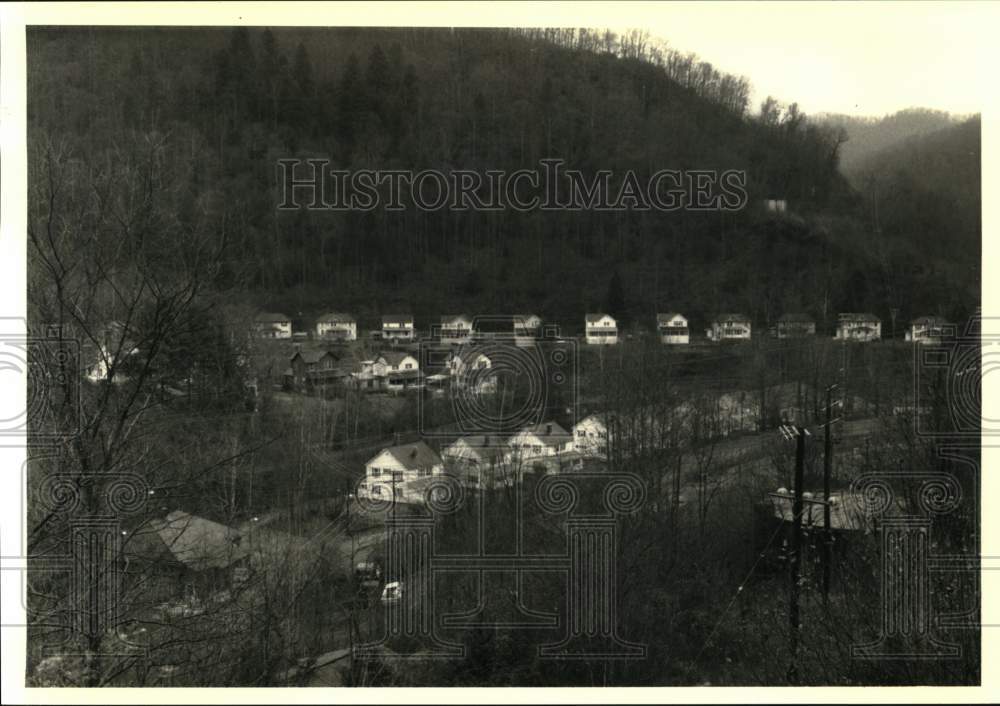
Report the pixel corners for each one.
[546,423,552,435]
[484,435,490,445]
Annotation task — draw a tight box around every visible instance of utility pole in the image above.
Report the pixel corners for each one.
[778,422,810,684]
[789,424,805,681]
[823,385,836,604]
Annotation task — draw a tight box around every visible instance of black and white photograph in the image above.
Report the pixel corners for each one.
[0,1,996,701]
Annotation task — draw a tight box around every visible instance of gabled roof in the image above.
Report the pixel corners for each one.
[368,440,442,469]
[382,314,413,325]
[585,313,615,324]
[445,435,509,463]
[714,313,750,323]
[440,314,472,325]
[379,351,415,367]
[515,421,572,447]
[575,413,607,428]
[513,314,541,323]
[838,312,880,323]
[292,348,338,365]
[316,312,355,324]
[911,316,950,326]
[255,312,291,323]
[656,312,685,323]
[149,510,248,571]
[770,492,869,531]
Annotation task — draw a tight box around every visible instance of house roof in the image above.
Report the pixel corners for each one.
[777,313,814,324]
[382,314,413,325]
[446,435,509,462]
[255,312,291,323]
[513,314,540,323]
[369,441,442,469]
[714,313,750,323]
[292,348,338,365]
[379,351,415,367]
[516,421,572,447]
[656,313,685,323]
[316,312,355,324]
[838,313,880,323]
[585,313,615,323]
[150,510,248,571]
[911,316,950,326]
[770,492,869,531]
[440,314,472,325]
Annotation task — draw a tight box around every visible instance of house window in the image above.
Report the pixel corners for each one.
[371,467,381,477]
[373,486,383,496]
[418,468,431,477]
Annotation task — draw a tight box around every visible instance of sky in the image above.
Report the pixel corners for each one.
[609,2,997,117]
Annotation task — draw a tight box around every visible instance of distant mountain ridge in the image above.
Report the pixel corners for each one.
[814,108,968,178]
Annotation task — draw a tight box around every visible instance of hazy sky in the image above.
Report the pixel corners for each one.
[599,2,997,117]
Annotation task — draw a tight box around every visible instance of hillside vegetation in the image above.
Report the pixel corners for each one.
[27,28,978,331]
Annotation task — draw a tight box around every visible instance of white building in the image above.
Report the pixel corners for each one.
[585,313,618,345]
[377,351,419,374]
[572,415,608,457]
[446,350,496,393]
[656,313,689,344]
[441,435,512,489]
[765,198,788,214]
[508,422,573,461]
[835,313,881,342]
[315,313,356,341]
[907,316,952,344]
[513,314,543,345]
[706,314,751,342]
[382,314,415,342]
[253,312,292,339]
[440,314,474,345]
[358,441,444,503]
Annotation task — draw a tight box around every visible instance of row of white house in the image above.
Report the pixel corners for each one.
[357,421,578,502]
[255,311,954,345]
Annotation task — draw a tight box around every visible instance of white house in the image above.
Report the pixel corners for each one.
[315,313,356,341]
[907,316,953,344]
[656,313,689,344]
[440,314,474,345]
[835,313,881,342]
[377,351,421,392]
[358,441,444,503]
[585,313,618,345]
[775,313,816,339]
[446,350,496,393]
[508,422,573,461]
[377,351,419,374]
[765,198,788,214]
[253,312,292,339]
[447,350,491,376]
[382,314,415,342]
[513,314,543,345]
[572,415,608,457]
[441,435,512,489]
[706,314,751,342]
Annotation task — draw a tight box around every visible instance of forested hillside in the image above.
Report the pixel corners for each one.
[27,28,978,331]
[846,117,981,276]
[815,108,962,177]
